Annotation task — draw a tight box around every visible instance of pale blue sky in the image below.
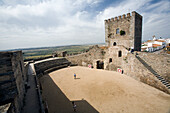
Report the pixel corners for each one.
[0,0,170,50]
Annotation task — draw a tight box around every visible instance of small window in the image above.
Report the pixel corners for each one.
[113,42,116,46]
[118,51,122,57]
[109,58,112,63]
[116,28,119,34]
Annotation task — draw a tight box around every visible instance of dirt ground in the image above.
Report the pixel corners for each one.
[40,66,170,113]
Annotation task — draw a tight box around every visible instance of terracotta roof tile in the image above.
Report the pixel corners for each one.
[147,40,152,42]
[152,44,161,47]
[156,40,165,42]
[100,46,108,49]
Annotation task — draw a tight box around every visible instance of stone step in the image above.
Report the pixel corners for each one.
[0,71,14,76]
[163,81,169,84]
[0,52,11,58]
[0,83,17,91]
[161,81,169,85]
[156,75,163,78]
[165,86,169,89]
[164,84,170,87]
[0,75,12,81]
[158,78,163,81]
[155,75,160,78]
[0,57,11,62]
[0,78,15,86]
[0,61,12,67]
[0,88,17,105]
[153,72,159,75]
[159,79,164,81]
[166,84,170,87]
[155,74,160,77]
[0,66,12,74]
[161,80,167,82]
[162,82,169,85]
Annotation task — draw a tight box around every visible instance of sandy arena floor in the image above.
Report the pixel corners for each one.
[40,66,170,113]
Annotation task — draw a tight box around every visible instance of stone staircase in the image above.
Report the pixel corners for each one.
[135,55,170,89]
[0,52,17,105]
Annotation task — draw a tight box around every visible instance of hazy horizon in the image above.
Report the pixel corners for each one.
[0,42,105,51]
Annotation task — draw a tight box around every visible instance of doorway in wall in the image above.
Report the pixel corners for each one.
[109,58,112,63]
[118,51,122,57]
[96,61,104,69]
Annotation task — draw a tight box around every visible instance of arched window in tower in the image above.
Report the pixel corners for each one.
[118,51,122,57]
[116,28,119,34]
[113,42,116,46]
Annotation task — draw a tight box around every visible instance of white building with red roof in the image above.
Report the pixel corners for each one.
[141,38,167,52]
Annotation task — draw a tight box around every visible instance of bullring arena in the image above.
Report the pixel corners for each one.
[40,66,170,113]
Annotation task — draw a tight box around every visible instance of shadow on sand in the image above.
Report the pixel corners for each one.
[39,74,99,113]
[75,77,80,79]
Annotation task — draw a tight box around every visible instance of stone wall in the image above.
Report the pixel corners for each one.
[24,62,30,82]
[34,57,70,75]
[104,45,129,70]
[66,45,169,94]
[66,45,105,68]
[0,52,17,105]
[133,12,142,51]
[121,53,169,94]
[138,52,170,82]
[103,49,169,94]
[0,51,26,113]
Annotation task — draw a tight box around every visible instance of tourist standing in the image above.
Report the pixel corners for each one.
[72,101,77,112]
[74,73,76,79]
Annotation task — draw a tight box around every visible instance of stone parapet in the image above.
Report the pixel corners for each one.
[34,58,70,75]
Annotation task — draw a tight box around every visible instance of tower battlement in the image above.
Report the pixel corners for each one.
[105,11,142,23]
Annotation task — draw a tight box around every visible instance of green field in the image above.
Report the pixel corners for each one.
[23,45,93,60]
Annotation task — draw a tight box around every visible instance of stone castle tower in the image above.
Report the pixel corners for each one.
[105,11,142,51]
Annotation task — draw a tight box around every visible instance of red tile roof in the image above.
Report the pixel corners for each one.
[155,40,165,42]
[152,44,161,47]
[100,46,108,49]
[147,40,152,42]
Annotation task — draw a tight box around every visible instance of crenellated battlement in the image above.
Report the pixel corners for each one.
[104,11,141,23]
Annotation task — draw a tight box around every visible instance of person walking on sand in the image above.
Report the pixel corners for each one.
[72,101,77,112]
[74,73,76,79]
